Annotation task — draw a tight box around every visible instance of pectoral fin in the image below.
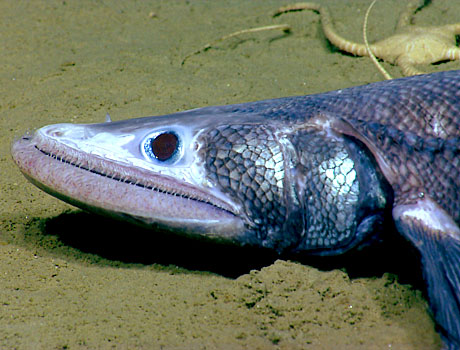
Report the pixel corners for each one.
[393,199,460,349]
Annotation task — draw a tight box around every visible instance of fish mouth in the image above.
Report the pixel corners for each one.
[11,131,245,238]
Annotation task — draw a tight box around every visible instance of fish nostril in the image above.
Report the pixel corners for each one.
[151,132,178,161]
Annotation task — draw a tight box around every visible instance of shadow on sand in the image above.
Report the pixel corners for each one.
[33,210,425,290]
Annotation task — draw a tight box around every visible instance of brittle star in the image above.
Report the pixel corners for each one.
[274,0,460,78]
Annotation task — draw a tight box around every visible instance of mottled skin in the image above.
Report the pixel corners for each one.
[11,70,460,348]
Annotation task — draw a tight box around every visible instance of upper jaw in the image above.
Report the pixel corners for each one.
[39,122,241,212]
[11,122,247,240]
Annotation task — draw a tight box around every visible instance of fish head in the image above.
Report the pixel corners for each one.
[11,104,293,247]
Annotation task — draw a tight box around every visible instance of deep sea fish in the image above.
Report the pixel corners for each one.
[11,70,460,349]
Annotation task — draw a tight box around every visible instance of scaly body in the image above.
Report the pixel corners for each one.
[12,70,460,348]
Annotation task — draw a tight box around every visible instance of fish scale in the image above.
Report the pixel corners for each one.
[11,70,460,349]
[205,124,287,243]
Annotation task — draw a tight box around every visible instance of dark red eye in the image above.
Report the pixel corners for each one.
[150,132,178,161]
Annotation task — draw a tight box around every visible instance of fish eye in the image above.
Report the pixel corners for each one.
[143,131,181,163]
[151,132,178,161]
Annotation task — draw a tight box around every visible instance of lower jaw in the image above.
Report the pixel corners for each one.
[12,136,245,239]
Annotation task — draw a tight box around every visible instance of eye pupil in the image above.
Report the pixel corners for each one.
[151,132,178,161]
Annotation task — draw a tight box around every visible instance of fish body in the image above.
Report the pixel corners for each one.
[11,70,460,348]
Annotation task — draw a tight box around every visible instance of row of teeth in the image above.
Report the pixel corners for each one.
[36,145,234,213]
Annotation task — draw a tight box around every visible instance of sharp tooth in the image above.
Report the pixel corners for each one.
[105,113,112,123]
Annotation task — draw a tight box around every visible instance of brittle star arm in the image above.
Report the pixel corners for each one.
[275,1,460,77]
[274,2,370,57]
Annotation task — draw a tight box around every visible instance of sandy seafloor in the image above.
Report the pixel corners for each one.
[1,0,460,349]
